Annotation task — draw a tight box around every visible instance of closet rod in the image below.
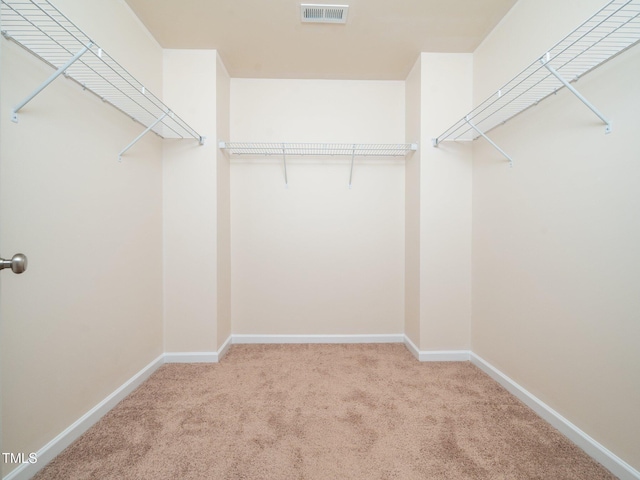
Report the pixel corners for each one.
[1,0,205,159]
[220,142,417,187]
[219,142,417,157]
[432,0,640,164]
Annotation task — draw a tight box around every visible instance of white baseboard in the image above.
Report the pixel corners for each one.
[163,352,219,363]
[470,353,640,480]
[217,335,233,360]
[231,334,405,344]
[404,335,421,360]
[3,354,165,480]
[419,350,470,361]
[403,336,471,361]
[163,336,233,364]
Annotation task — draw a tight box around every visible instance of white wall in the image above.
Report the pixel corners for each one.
[0,0,163,474]
[216,56,232,348]
[419,54,473,351]
[472,0,640,471]
[404,57,421,346]
[163,50,231,353]
[230,79,405,335]
[404,53,473,353]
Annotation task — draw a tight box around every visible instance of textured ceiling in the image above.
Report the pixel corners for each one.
[125,0,517,80]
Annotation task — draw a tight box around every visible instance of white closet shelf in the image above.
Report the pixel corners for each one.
[433,0,640,166]
[219,142,417,157]
[219,142,417,188]
[0,0,204,160]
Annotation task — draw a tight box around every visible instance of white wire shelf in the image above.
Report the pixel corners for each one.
[433,0,640,165]
[0,0,204,159]
[219,142,417,188]
[219,142,417,157]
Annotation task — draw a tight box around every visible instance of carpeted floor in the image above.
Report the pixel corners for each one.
[34,344,616,479]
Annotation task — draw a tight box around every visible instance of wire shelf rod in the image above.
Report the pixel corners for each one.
[218,142,418,188]
[219,142,418,157]
[433,0,640,148]
[1,0,193,139]
[8,30,187,139]
[446,2,638,141]
[219,142,417,187]
[0,0,204,156]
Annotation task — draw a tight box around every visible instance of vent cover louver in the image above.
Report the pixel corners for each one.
[301,4,349,24]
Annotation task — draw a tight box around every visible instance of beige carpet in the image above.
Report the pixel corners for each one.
[35,344,616,479]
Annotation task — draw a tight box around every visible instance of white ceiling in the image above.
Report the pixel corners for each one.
[124,0,517,80]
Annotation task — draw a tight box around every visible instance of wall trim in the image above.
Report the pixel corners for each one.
[470,353,640,480]
[3,354,165,480]
[231,334,405,344]
[419,350,470,361]
[163,336,233,364]
[217,335,233,361]
[403,336,471,361]
[403,335,421,360]
[163,352,219,363]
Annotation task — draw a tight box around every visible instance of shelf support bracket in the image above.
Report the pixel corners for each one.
[119,111,168,162]
[11,42,93,123]
[282,144,288,187]
[464,116,514,168]
[348,145,356,189]
[541,53,612,134]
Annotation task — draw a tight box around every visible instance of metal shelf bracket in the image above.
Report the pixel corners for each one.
[464,116,513,168]
[540,52,612,134]
[348,145,356,189]
[11,42,93,123]
[282,143,288,187]
[119,111,168,162]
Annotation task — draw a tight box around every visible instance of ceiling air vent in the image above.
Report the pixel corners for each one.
[301,4,349,24]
